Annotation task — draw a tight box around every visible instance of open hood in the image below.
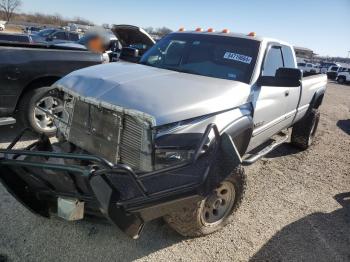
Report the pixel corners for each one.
[112,25,155,51]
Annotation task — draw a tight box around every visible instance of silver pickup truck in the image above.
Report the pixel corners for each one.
[0,30,327,239]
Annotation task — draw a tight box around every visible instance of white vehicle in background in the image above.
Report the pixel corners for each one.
[0,23,5,31]
[336,68,350,84]
[314,65,321,74]
[297,62,319,74]
[327,66,349,80]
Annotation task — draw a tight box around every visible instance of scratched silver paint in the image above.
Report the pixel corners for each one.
[53,62,251,127]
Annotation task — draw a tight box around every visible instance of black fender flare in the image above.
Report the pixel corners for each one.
[309,89,325,110]
[221,115,254,157]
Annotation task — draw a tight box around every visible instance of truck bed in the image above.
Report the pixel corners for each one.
[0,41,88,51]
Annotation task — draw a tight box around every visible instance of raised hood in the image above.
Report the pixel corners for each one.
[112,25,155,49]
[54,62,251,126]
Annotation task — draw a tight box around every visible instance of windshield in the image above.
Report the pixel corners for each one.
[140,33,260,83]
[37,29,56,37]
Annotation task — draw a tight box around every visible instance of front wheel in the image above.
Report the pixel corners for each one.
[337,76,346,84]
[164,166,246,237]
[18,87,64,136]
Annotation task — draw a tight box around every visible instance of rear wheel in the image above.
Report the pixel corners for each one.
[291,108,320,150]
[337,76,346,84]
[18,87,63,135]
[164,166,246,237]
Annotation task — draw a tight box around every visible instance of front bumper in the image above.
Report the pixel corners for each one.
[0,125,240,238]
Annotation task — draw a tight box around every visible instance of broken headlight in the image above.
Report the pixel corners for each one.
[154,148,195,169]
[154,123,208,170]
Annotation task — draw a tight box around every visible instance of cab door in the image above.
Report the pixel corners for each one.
[281,45,301,124]
[248,45,292,150]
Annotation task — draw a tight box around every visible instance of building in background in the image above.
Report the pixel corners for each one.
[294,46,317,62]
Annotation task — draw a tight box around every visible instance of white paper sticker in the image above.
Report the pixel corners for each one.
[223,52,252,64]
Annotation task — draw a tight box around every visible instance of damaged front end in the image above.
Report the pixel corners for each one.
[0,90,241,239]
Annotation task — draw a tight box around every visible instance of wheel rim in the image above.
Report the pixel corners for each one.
[33,95,63,132]
[201,181,236,226]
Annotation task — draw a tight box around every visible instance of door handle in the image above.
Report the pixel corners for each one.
[285,90,290,97]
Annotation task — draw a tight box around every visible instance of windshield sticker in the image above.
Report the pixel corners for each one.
[223,52,252,64]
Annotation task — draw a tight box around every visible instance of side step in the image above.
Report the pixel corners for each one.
[243,133,289,165]
[0,117,16,127]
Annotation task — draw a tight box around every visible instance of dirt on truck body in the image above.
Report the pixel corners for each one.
[0,31,327,239]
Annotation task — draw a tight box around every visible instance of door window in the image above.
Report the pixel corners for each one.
[262,46,283,76]
[68,33,79,41]
[52,32,67,40]
[330,66,338,71]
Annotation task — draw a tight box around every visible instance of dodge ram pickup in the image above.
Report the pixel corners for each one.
[0,30,327,239]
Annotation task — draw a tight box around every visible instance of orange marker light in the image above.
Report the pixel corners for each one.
[178,27,185,32]
[248,32,256,37]
[195,27,203,32]
[222,29,230,33]
[207,28,215,32]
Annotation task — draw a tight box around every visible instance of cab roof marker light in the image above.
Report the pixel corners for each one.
[207,28,215,32]
[248,32,256,37]
[178,27,185,32]
[195,27,203,32]
[222,29,230,33]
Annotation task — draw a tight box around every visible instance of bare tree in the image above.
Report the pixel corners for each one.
[154,27,172,37]
[0,0,21,22]
[144,27,154,34]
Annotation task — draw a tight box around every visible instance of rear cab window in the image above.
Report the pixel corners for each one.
[282,46,296,68]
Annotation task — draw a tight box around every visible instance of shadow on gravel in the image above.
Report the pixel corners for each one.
[264,143,301,159]
[250,192,350,261]
[0,214,183,262]
[337,119,350,135]
[63,218,183,262]
[0,124,37,144]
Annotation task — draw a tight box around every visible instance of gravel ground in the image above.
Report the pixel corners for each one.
[0,82,349,262]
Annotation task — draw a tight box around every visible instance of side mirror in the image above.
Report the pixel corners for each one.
[259,68,302,87]
[119,47,140,63]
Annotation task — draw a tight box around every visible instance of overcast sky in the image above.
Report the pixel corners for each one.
[21,0,350,57]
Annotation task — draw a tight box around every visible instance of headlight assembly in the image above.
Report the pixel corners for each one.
[154,148,195,169]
